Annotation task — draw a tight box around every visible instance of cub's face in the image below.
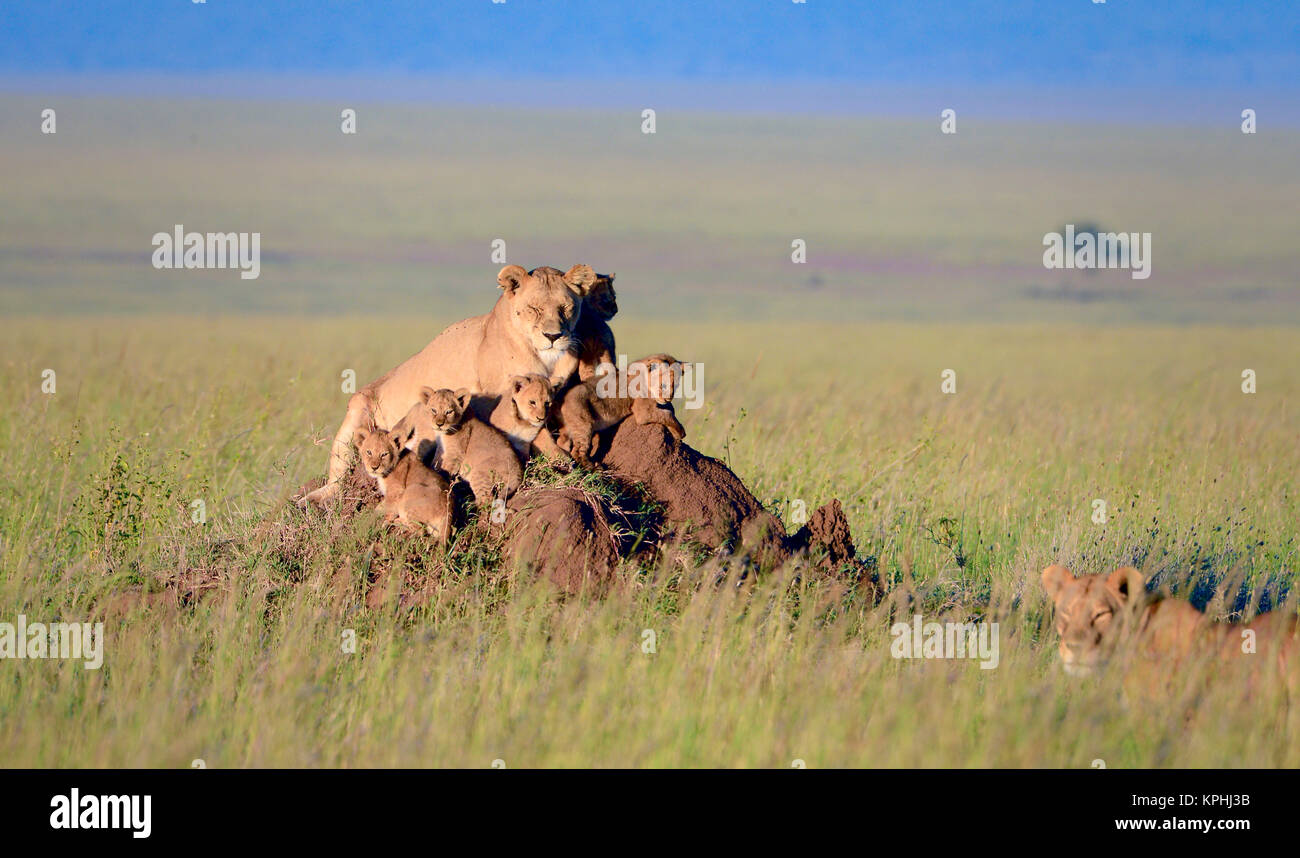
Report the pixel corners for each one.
[497,264,596,353]
[354,427,400,478]
[419,387,473,435]
[509,374,553,427]
[585,274,618,321]
[628,353,682,404]
[1041,565,1144,676]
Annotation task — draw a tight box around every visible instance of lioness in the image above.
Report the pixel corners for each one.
[405,387,523,506]
[489,374,567,464]
[354,426,453,543]
[556,353,686,466]
[1041,564,1296,679]
[550,272,618,385]
[299,263,599,507]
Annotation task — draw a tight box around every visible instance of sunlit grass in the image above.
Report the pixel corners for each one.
[0,316,1296,766]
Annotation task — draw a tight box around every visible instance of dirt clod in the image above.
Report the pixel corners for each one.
[600,420,789,566]
[501,486,621,594]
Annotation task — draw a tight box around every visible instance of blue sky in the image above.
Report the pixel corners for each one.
[2,0,1296,86]
[1,1,1296,121]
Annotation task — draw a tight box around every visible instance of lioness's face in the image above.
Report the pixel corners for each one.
[497,264,596,353]
[510,375,553,427]
[586,274,618,321]
[1041,565,1144,676]
[355,428,400,478]
[628,354,682,404]
[419,387,472,435]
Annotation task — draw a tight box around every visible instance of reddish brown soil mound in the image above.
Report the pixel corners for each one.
[501,486,621,594]
[600,421,789,566]
[790,499,856,566]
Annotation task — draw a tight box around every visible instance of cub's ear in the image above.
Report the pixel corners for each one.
[390,419,414,445]
[1105,566,1145,603]
[1040,565,1075,601]
[418,386,437,405]
[353,426,370,446]
[453,387,474,410]
[511,376,527,393]
[563,263,597,296]
[497,265,528,294]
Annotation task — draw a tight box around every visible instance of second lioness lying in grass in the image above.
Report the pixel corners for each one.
[1040,564,1297,680]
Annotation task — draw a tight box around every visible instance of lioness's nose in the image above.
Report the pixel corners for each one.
[543,331,562,343]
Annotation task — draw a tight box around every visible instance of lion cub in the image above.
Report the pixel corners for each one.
[490,374,567,464]
[354,426,453,543]
[550,272,618,390]
[557,353,686,465]
[405,387,523,505]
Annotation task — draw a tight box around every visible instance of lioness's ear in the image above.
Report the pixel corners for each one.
[454,387,474,410]
[1040,565,1074,601]
[497,265,528,295]
[419,386,437,405]
[563,263,597,295]
[1105,566,1145,603]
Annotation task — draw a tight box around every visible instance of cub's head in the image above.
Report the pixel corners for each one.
[508,374,554,428]
[1041,565,1146,676]
[585,273,618,322]
[353,426,401,479]
[628,353,683,404]
[418,387,474,435]
[497,264,597,354]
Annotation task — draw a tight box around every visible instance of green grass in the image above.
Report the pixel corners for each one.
[2,316,1297,767]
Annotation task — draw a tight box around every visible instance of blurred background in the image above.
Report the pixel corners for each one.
[0,0,1296,323]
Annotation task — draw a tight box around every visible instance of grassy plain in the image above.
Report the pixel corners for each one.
[1,317,1297,767]
[0,93,1297,766]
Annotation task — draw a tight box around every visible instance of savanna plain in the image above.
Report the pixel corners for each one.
[1,93,1297,766]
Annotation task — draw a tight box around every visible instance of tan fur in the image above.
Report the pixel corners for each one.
[354,426,453,543]
[556,353,686,466]
[299,263,596,507]
[550,272,618,387]
[404,387,523,505]
[1041,565,1297,679]
[489,374,567,464]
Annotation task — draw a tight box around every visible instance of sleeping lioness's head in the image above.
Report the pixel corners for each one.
[1041,564,1146,676]
[497,264,597,354]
